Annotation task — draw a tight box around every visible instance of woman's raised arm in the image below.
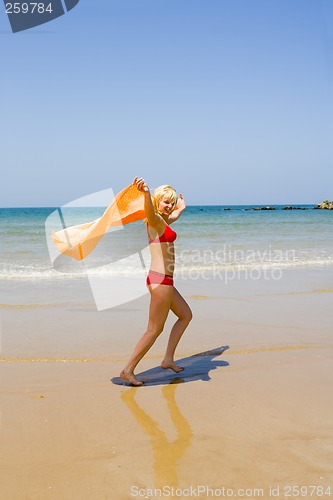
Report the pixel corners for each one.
[133,177,160,227]
[168,193,186,223]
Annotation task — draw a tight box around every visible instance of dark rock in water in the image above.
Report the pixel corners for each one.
[283,206,309,210]
[252,207,261,210]
[224,208,231,210]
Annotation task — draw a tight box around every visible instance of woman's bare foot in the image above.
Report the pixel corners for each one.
[120,370,143,386]
[161,361,184,373]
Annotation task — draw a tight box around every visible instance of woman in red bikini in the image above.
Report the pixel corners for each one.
[120,177,192,386]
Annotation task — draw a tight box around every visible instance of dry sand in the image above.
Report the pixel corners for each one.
[1,267,332,499]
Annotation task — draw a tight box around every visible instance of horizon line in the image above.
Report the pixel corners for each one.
[0,202,323,209]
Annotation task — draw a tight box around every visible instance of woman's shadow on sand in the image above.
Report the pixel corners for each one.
[111,346,229,386]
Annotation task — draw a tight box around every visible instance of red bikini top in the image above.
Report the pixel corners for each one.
[147,223,177,244]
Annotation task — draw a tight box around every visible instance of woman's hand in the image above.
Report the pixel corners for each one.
[168,193,186,223]
[133,177,149,193]
[176,193,186,211]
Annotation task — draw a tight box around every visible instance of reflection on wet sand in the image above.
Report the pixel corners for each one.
[121,384,192,487]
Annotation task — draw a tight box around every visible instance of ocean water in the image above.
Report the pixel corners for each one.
[0,205,332,280]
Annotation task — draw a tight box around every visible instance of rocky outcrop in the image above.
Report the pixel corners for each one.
[252,206,276,210]
[283,206,308,210]
[314,200,333,209]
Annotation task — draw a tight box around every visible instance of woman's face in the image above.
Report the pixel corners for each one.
[158,195,176,215]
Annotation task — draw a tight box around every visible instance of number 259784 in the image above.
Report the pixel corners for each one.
[6,3,53,14]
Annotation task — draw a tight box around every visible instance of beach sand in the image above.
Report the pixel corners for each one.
[1,267,332,499]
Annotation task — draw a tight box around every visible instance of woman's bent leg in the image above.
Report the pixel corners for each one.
[120,284,173,386]
[161,287,192,372]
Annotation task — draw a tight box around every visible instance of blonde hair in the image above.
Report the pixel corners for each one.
[144,185,177,223]
[152,185,177,213]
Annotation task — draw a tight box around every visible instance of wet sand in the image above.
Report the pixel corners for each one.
[1,267,333,499]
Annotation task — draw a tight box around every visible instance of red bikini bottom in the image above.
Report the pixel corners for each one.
[146,270,174,287]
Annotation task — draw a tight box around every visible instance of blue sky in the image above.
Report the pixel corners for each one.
[1,0,333,206]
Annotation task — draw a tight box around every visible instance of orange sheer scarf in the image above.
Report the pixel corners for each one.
[51,183,147,261]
